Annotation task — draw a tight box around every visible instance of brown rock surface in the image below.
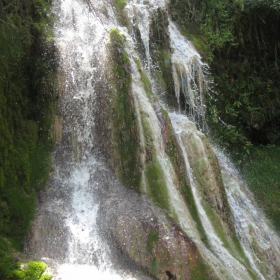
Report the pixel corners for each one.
[98,181,213,280]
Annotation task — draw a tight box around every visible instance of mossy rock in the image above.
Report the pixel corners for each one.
[145,159,169,211]
[13,261,52,280]
[112,0,128,26]
[99,184,216,280]
[95,28,142,192]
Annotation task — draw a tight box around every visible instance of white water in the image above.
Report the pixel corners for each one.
[169,21,208,127]
[169,113,267,280]
[124,1,280,278]
[215,148,280,279]
[30,0,137,279]
[25,0,280,279]
[129,52,253,280]
[129,57,198,240]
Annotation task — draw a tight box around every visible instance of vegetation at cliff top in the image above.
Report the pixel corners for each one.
[0,0,57,278]
[170,0,280,150]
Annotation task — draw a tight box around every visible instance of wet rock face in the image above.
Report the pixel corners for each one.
[179,122,235,235]
[25,210,69,263]
[24,173,71,264]
[98,182,210,280]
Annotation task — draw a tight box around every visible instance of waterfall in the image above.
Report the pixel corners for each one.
[25,0,280,279]
[25,0,138,279]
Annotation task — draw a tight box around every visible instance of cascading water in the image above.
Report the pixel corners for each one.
[214,148,280,279]
[168,21,208,128]
[25,0,138,279]
[25,0,280,279]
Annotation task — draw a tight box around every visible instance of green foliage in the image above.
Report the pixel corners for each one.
[242,145,280,231]
[0,0,57,276]
[13,261,52,280]
[0,238,17,279]
[169,0,199,23]
[170,0,280,155]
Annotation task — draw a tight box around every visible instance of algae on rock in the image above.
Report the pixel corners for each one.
[95,28,142,191]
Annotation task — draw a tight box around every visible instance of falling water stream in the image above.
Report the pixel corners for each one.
[25,0,280,279]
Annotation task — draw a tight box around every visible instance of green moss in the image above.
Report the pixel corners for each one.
[5,188,36,249]
[40,274,52,280]
[190,259,214,280]
[30,142,52,191]
[201,201,256,278]
[134,58,158,102]
[0,243,52,280]
[153,70,168,92]
[150,48,176,106]
[146,160,169,211]
[0,238,17,279]
[147,229,159,251]
[140,114,156,163]
[13,261,52,280]
[187,33,209,59]
[150,258,157,275]
[135,59,151,93]
[170,22,210,61]
[108,29,142,191]
[180,183,209,246]
[140,70,153,96]
[113,0,126,11]
[202,201,231,248]
[112,0,127,26]
[139,111,169,210]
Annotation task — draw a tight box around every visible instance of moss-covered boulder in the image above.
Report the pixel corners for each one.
[13,261,52,280]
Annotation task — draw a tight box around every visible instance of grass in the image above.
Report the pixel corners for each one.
[242,145,280,232]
